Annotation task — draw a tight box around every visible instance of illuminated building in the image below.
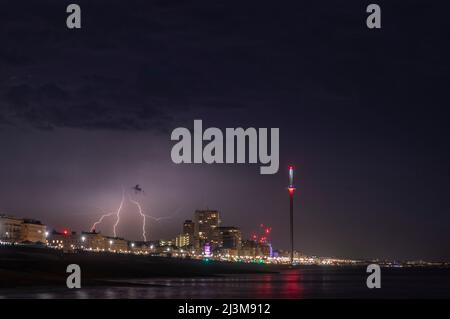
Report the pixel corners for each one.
[257,242,272,257]
[182,219,195,247]
[20,219,47,243]
[159,239,174,247]
[217,226,241,250]
[175,233,190,248]
[0,215,46,244]
[203,243,212,257]
[129,241,153,253]
[79,231,107,250]
[193,210,220,249]
[239,240,272,258]
[48,230,129,252]
[240,239,257,257]
[0,215,23,242]
[48,230,81,251]
[105,236,128,252]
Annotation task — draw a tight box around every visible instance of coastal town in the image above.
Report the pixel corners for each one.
[0,211,446,268]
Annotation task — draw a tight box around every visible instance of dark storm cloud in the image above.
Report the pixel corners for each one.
[0,0,380,132]
[0,0,262,131]
[2,81,173,131]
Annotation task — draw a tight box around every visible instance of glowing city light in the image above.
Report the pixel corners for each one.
[204,243,212,257]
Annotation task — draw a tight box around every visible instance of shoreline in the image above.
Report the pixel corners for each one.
[0,245,281,288]
[2,245,448,290]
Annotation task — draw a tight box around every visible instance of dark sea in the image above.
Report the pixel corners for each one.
[1,267,450,299]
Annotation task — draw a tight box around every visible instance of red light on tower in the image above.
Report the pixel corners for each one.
[63,229,68,236]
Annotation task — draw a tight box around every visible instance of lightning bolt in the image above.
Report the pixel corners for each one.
[113,189,125,237]
[90,184,183,242]
[128,197,182,242]
[90,212,115,232]
[144,206,181,222]
[129,197,147,242]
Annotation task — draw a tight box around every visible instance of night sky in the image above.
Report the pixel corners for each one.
[1,0,449,260]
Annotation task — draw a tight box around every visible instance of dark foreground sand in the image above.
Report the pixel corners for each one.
[0,245,281,288]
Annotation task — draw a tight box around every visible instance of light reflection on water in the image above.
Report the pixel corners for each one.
[1,268,450,299]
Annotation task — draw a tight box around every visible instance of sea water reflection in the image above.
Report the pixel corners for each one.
[1,268,450,299]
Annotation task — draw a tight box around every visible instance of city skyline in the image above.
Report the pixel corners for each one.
[2,206,271,251]
[2,196,449,263]
[3,207,447,265]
